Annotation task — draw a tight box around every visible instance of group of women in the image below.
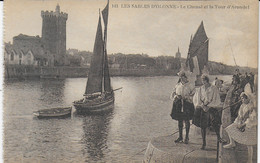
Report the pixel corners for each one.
[170,72,257,163]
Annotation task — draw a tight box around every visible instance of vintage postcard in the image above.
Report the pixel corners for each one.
[2,0,258,162]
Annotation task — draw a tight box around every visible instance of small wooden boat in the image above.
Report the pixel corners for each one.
[33,107,72,118]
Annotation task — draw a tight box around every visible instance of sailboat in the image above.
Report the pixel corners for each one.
[185,21,230,104]
[185,21,209,86]
[73,1,115,113]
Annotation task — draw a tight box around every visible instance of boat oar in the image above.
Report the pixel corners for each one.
[218,99,242,112]
[113,87,123,92]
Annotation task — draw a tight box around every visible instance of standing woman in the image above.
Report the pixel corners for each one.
[192,74,223,150]
[170,71,195,144]
[224,92,257,163]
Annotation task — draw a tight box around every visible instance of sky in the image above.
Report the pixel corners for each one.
[3,0,258,68]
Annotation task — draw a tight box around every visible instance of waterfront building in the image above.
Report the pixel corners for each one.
[155,56,181,70]
[4,4,68,67]
[4,35,54,66]
[67,49,79,56]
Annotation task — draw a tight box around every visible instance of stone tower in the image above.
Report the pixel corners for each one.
[175,47,181,58]
[41,4,68,66]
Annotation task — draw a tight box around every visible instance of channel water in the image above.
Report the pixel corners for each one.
[4,75,232,162]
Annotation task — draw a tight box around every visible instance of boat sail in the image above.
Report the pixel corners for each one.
[186,21,208,74]
[102,2,112,94]
[185,21,209,86]
[73,1,114,112]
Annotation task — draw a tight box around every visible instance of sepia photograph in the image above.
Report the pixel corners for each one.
[2,0,258,162]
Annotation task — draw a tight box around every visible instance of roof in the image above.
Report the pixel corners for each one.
[30,47,50,60]
[4,40,51,60]
[4,42,13,54]
[13,34,41,41]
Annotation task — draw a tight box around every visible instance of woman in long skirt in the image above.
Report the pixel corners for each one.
[170,71,195,144]
[224,92,257,163]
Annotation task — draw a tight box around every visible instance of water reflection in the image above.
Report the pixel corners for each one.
[4,76,234,162]
[39,79,66,107]
[76,107,114,162]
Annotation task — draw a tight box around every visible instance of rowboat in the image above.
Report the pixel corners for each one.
[33,107,72,118]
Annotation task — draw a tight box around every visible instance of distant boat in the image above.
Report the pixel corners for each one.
[73,1,115,113]
[185,21,209,86]
[33,107,72,118]
[185,22,229,99]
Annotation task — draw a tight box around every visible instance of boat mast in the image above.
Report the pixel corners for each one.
[100,9,105,93]
[186,34,193,72]
[227,34,237,67]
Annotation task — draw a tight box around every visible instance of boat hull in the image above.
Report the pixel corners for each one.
[73,96,114,113]
[33,107,72,119]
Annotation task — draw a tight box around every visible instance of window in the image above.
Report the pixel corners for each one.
[10,52,14,61]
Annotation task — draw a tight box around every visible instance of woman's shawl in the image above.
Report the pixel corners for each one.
[193,84,221,108]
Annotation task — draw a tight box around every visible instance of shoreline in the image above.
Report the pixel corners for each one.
[4,65,247,80]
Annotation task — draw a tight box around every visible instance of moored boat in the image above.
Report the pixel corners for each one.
[73,1,116,113]
[73,93,114,113]
[33,107,72,118]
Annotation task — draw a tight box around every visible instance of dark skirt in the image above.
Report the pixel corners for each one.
[192,107,221,129]
[170,98,195,121]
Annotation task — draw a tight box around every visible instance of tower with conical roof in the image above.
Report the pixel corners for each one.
[41,4,68,66]
[175,47,181,58]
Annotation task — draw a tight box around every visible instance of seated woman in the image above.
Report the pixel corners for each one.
[224,92,257,163]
